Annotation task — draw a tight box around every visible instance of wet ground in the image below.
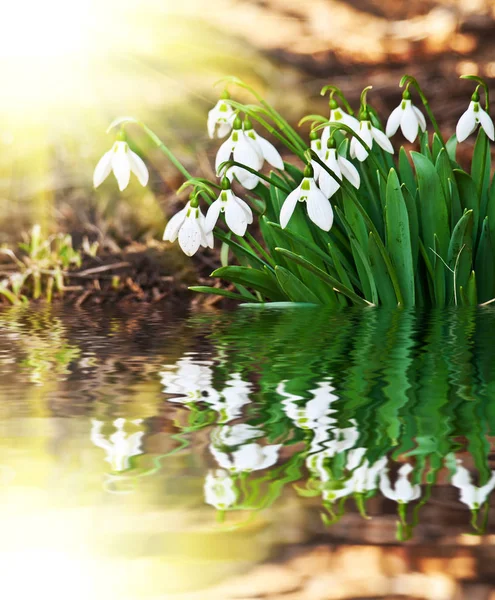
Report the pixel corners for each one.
[1,303,495,599]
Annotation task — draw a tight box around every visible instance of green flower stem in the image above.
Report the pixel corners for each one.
[217,76,307,152]
[461,75,490,110]
[225,99,305,159]
[400,75,445,148]
[138,122,193,181]
[218,160,292,194]
[320,85,354,115]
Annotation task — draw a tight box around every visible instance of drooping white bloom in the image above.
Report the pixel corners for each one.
[244,127,284,170]
[318,144,361,198]
[160,355,219,404]
[321,104,360,148]
[308,420,360,458]
[386,96,427,142]
[380,463,421,503]
[215,120,263,190]
[280,172,334,231]
[200,373,252,424]
[163,200,214,257]
[212,424,263,447]
[310,134,324,180]
[208,99,236,139]
[205,186,253,236]
[451,458,495,510]
[279,380,339,430]
[346,448,388,494]
[456,98,495,142]
[91,418,144,472]
[93,141,149,191]
[350,120,394,162]
[210,442,281,473]
[204,469,237,509]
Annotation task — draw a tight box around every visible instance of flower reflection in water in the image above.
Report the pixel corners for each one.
[90,418,144,473]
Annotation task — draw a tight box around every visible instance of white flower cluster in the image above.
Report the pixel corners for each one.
[93,82,495,259]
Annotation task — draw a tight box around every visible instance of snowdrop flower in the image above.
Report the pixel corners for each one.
[456,90,494,142]
[321,99,360,147]
[208,93,236,139]
[204,469,237,509]
[215,117,262,190]
[210,442,281,474]
[280,164,334,231]
[212,424,263,447]
[91,418,144,472]
[380,463,421,503]
[279,380,339,430]
[350,116,394,162]
[318,137,360,198]
[309,130,324,179]
[346,448,387,494]
[451,458,495,510]
[308,420,360,459]
[244,117,284,170]
[93,136,149,191]
[205,178,253,236]
[207,372,252,423]
[386,90,427,142]
[160,355,219,404]
[163,198,214,257]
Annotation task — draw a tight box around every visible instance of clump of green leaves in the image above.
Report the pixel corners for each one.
[0,225,88,304]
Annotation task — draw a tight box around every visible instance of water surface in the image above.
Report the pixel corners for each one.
[1,304,495,599]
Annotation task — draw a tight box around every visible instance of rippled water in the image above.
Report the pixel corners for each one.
[1,304,495,599]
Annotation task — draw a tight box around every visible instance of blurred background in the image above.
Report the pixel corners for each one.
[2,0,495,246]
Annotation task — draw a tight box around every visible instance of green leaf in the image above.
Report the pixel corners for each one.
[275,266,323,304]
[475,217,494,303]
[214,230,271,271]
[431,133,444,163]
[433,234,446,306]
[447,210,474,303]
[368,232,397,307]
[401,184,419,271]
[398,147,416,198]
[412,152,450,259]
[454,169,480,243]
[446,134,457,162]
[385,169,415,306]
[188,286,257,301]
[274,247,372,306]
[472,128,491,219]
[211,266,285,301]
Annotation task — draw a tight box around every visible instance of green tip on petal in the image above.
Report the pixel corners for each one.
[303,163,314,178]
[221,177,231,190]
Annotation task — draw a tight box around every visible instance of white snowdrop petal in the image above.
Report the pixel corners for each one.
[207,113,216,139]
[319,170,341,199]
[478,107,495,141]
[163,205,188,242]
[321,126,331,149]
[385,105,402,138]
[111,144,131,191]
[401,102,420,143]
[178,216,202,256]
[235,196,254,224]
[129,150,149,186]
[343,113,361,133]
[306,186,334,231]
[456,108,477,142]
[354,139,369,162]
[235,135,263,170]
[93,150,113,188]
[234,166,259,190]
[372,127,394,154]
[280,187,301,229]
[255,134,284,169]
[205,199,223,232]
[338,156,360,189]
[412,106,427,132]
[225,198,249,236]
[215,137,234,174]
